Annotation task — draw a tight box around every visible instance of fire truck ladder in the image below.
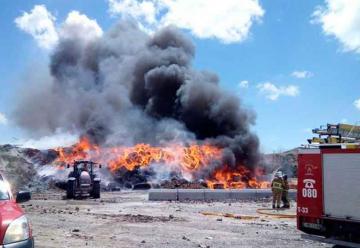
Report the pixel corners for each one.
[309,123,360,144]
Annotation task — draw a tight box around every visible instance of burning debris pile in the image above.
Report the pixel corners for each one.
[55,137,269,189]
[15,21,266,189]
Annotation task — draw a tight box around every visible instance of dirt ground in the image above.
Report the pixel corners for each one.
[21,191,331,248]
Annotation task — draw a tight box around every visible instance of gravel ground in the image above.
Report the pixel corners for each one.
[21,191,331,248]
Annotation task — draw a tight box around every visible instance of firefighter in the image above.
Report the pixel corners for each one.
[271,172,284,209]
[281,174,290,208]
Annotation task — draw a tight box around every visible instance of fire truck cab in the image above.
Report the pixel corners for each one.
[297,144,360,247]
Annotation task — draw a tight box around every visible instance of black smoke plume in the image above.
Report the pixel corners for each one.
[14,21,260,177]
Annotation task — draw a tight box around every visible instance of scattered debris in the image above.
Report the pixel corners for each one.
[161,178,207,189]
[182,236,191,241]
[24,191,329,248]
[133,183,152,190]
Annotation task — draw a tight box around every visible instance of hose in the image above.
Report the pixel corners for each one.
[201,209,296,220]
[256,208,296,218]
[201,212,259,220]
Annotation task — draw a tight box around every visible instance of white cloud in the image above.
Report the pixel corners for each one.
[313,0,360,54]
[108,0,158,24]
[15,5,59,50]
[238,80,249,88]
[257,82,299,101]
[15,6,102,50]
[107,0,265,43]
[60,11,103,42]
[0,113,8,125]
[291,70,313,79]
[354,99,360,110]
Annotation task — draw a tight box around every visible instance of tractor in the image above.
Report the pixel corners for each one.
[66,160,102,199]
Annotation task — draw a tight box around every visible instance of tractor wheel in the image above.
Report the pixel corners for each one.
[92,181,100,199]
[66,180,75,199]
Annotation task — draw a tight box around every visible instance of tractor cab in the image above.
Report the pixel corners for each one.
[66,160,102,199]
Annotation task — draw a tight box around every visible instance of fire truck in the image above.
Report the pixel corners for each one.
[297,124,360,247]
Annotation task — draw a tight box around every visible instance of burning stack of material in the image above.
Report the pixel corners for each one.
[14,22,267,189]
[52,137,270,189]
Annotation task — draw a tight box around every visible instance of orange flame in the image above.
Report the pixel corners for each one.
[206,166,269,189]
[55,137,99,164]
[55,137,269,189]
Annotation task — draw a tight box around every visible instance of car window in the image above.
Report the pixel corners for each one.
[0,181,10,200]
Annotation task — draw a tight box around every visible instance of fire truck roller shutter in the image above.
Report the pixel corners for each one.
[323,153,360,221]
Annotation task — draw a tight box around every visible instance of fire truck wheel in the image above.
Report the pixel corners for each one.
[92,181,100,199]
[66,180,75,199]
[324,223,334,238]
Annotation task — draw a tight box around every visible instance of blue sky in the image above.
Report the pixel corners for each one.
[1,0,360,152]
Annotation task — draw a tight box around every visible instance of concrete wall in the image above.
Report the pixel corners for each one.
[148,189,297,201]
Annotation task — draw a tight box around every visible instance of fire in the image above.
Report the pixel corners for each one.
[106,143,223,172]
[55,137,99,164]
[55,137,222,172]
[55,137,269,189]
[206,166,270,189]
[108,144,166,171]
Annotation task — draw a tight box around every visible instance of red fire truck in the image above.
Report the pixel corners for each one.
[297,144,360,247]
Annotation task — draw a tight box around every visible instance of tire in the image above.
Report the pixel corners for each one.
[66,180,75,199]
[92,181,100,199]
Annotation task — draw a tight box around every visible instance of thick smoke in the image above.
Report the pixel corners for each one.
[15,21,260,176]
